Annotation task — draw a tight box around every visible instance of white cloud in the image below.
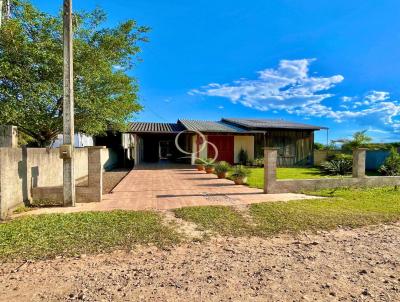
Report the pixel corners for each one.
[217,105,224,109]
[190,59,344,111]
[341,96,356,102]
[365,90,390,102]
[190,59,400,133]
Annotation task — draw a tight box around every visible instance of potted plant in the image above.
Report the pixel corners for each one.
[214,161,231,179]
[195,158,205,171]
[230,165,250,185]
[204,158,215,174]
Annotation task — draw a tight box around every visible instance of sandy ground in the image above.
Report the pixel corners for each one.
[1,223,399,302]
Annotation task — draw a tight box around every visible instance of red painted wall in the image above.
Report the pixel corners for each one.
[207,135,234,164]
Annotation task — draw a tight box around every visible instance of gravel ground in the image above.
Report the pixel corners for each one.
[1,223,399,302]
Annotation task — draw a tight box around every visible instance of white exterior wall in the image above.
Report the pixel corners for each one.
[234,136,254,163]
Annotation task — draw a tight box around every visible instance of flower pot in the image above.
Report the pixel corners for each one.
[217,172,227,179]
[205,167,215,174]
[196,164,204,171]
[233,177,247,185]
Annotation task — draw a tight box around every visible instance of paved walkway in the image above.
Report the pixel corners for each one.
[16,164,319,216]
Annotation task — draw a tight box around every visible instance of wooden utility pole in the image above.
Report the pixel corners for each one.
[62,0,75,206]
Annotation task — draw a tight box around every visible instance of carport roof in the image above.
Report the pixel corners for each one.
[222,118,327,130]
[127,118,326,134]
[128,122,185,133]
[178,119,249,133]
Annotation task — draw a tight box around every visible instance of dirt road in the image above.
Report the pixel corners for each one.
[1,223,399,301]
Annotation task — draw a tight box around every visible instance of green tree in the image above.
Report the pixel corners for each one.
[341,130,372,152]
[0,0,148,146]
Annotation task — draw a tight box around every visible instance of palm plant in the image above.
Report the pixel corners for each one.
[215,161,231,178]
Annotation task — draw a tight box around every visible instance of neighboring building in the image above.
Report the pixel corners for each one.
[51,133,94,148]
[96,118,326,167]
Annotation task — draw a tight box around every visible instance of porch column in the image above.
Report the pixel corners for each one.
[352,148,368,178]
[263,147,279,193]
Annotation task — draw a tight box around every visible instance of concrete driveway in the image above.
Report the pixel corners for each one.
[17,164,318,216]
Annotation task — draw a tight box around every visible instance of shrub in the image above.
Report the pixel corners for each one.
[321,155,353,176]
[230,165,251,179]
[204,158,215,168]
[215,161,231,173]
[195,158,206,165]
[314,142,325,150]
[254,157,264,167]
[379,148,400,176]
[330,153,353,161]
[238,148,248,165]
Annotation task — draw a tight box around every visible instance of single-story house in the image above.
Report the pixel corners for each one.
[96,118,326,167]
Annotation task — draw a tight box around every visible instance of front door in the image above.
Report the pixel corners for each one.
[207,135,234,164]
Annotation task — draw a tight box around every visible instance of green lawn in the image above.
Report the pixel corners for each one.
[174,206,252,236]
[245,167,379,189]
[0,211,180,261]
[174,187,400,237]
[246,167,337,189]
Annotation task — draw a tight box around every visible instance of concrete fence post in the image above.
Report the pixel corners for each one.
[352,148,368,178]
[88,146,105,202]
[264,148,279,193]
[0,125,18,148]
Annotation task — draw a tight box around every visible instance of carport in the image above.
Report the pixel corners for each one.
[129,122,192,165]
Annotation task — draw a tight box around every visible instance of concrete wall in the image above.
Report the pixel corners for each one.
[0,147,114,218]
[265,148,400,194]
[266,176,400,193]
[234,136,254,163]
[313,150,341,166]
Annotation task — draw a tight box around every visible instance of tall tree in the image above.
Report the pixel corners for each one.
[0,0,148,146]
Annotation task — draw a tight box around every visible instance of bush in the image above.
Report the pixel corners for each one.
[379,148,400,176]
[215,161,231,173]
[230,165,251,179]
[314,142,325,150]
[321,155,353,176]
[204,158,215,168]
[254,157,264,167]
[195,158,206,165]
[238,148,248,165]
[330,153,353,161]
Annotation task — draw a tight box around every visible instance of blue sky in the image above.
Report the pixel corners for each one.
[32,0,400,143]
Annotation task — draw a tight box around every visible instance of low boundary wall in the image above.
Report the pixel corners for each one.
[0,146,116,219]
[264,148,400,193]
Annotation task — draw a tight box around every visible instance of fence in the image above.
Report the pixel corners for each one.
[0,146,117,219]
[265,148,400,194]
[366,150,390,171]
[313,150,341,166]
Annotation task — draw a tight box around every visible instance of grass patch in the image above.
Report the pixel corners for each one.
[246,167,377,189]
[174,187,400,237]
[174,206,252,236]
[251,187,400,235]
[0,211,181,261]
